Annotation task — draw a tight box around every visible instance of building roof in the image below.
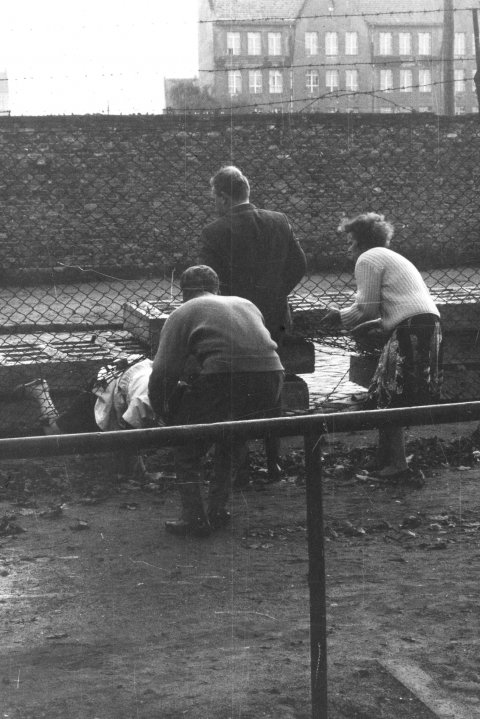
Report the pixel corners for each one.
[343,0,475,27]
[211,0,305,22]
[208,0,473,24]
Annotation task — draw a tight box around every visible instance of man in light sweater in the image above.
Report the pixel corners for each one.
[325,213,442,482]
[148,265,284,538]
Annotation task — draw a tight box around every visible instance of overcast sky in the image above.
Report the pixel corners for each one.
[2,0,199,115]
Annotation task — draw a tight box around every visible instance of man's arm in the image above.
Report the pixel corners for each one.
[198,228,227,289]
[148,312,188,419]
[281,219,307,295]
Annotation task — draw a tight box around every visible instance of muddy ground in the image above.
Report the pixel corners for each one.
[1,422,480,718]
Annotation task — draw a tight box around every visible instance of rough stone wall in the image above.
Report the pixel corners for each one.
[0,113,478,283]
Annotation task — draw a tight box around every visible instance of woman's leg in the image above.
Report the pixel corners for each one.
[375,426,409,477]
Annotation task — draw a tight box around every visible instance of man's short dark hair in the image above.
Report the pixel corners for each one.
[180,265,220,294]
[210,166,250,202]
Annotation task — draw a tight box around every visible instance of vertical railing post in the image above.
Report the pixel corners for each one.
[304,431,328,719]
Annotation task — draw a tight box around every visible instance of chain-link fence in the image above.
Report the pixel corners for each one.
[0,112,479,436]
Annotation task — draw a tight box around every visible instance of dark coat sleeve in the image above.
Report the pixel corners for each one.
[280,217,307,295]
[198,227,222,276]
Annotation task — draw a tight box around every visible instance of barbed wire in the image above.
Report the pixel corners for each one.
[200,56,478,74]
[3,54,476,84]
[199,5,476,25]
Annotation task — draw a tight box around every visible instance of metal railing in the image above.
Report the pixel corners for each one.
[2,400,480,718]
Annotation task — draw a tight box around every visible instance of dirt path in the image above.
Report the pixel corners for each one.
[0,426,480,718]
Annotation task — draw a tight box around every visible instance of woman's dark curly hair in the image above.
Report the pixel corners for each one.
[339,212,394,250]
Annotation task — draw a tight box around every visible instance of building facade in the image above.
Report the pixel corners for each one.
[0,73,9,116]
[198,0,479,115]
[198,0,304,112]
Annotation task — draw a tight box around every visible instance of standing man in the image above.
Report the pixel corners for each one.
[199,166,306,483]
[148,265,284,538]
[199,165,307,345]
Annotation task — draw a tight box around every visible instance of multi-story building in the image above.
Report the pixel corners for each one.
[198,0,479,115]
[0,72,9,116]
[198,0,304,112]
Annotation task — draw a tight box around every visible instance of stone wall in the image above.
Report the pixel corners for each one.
[0,113,479,283]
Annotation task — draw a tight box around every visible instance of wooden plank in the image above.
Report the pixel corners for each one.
[0,331,147,394]
[379,658,479,719]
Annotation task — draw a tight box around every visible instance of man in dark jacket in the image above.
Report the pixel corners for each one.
[199,165,307,345]
[199,166,307,483]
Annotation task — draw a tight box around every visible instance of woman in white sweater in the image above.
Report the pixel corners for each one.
[327,212,443,480]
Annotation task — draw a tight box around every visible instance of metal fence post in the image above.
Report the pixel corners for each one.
[304,431,328,719]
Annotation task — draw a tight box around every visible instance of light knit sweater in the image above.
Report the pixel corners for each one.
[340,247,439,332]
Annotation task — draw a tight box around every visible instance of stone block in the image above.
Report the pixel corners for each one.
[282,375,309,411]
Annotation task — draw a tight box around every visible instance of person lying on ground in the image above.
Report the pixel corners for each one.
[17,357,161,482]
[323,212,443,482]
[148,264,284,538]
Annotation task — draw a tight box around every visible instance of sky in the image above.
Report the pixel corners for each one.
[1,0,199,115]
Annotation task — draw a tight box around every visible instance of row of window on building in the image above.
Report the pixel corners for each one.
[227,67,475,95]
[226,30,476,58]
[317,104,475,114]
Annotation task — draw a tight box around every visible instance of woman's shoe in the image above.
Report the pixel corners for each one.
[372,467,425,487]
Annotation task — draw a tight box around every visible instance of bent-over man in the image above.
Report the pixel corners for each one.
[148,265,284,538]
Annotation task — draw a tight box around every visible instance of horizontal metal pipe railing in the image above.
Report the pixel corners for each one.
[2,400,480,719]
[0,400,479,460]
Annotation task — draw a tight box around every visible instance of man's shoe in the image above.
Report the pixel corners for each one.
[165,518,211,538]
[208,508,231,531]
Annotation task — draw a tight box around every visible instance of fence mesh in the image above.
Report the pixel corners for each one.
[0,113,479,436]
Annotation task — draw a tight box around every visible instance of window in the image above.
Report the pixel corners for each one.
[454,33,466,58]
[325,32,338,56]
[400,69,413,91]
[345,32,358,55]
[228,70,242,95]
[399,32,412,55]
[455,105,466,115]
[418,32,431,56]
[268,32,282,56]
[345,69,358,92]
[380,69,393,91]
[419,106,432,112]
[269,70,283,93]
[455,68,466,93]
[379,107,393,113]
[249,70,262,94]
[418,68,432,92]
[379,32,392,55]
[305,70,319,93]
[226,32,241,55]
[247,32,261,56]
[305,32,318,56]
[325,69,339,91]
